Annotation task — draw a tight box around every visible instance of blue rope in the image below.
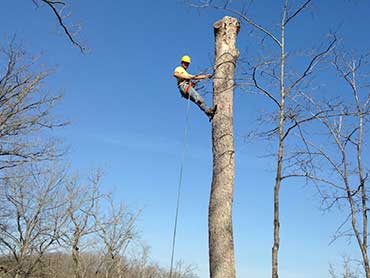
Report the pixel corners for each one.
[169,94,192,278]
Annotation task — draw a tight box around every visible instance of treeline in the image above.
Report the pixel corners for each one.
[0,250,196,278]
[0,165,197,278]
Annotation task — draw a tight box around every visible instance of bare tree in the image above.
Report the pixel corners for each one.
[330,53,370,278]
[93,195,140,278]
[63,173,103,278]
[0,164,67,278]
[329,256,362,278]
[0,42,66,173]
[287,51,370,278]
[167,260,199,278]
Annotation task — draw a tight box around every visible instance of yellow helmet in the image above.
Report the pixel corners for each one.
[181,55,191,64]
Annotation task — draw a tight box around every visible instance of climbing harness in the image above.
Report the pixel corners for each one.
[184,80,195,94]
[180,80,199,95]
[169,92,192,278]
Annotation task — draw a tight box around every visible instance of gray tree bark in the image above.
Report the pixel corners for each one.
[209,16,239,278]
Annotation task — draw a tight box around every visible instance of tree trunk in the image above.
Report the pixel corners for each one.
[209,16,239,278]
[272,10,286,278]
[72,238,82,278]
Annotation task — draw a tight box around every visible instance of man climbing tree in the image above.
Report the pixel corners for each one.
[173,55,217,120]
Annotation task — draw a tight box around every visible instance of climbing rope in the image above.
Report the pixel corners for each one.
[169,91,192,278]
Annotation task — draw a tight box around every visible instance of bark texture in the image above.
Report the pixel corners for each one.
[209,16,239,278]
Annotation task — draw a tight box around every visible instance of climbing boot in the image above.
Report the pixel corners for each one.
[206,105,218,122]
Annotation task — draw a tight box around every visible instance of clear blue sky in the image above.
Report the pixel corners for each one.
[2,0,370,277]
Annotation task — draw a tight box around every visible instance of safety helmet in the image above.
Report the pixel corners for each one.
[181,55,191,64]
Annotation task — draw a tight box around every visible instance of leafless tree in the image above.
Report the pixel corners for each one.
[93,195,140,278]
[0,164,67,278]
[285,51,370,278]
[63,172,103,278]
[0,42,66,174]
[168,260,199,278]
[329,256,362,278]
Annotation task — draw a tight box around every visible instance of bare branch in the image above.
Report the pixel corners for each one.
[223,6,281,47]
[286,36,337,94]
[33,0,86,52]
[188,0,281,47]
[252,64,280,107]
[284,0,313,26]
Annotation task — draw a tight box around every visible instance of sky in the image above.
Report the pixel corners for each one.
[1,0,370,277]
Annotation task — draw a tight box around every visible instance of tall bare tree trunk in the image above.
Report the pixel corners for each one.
[272,7,287,278]
[209,16,239,278]
[351,65,370,278]
[72,237,82,278]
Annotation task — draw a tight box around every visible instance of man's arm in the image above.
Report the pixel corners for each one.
[173,68,212,80]
[173,71,194,80]
[193,74,212,80]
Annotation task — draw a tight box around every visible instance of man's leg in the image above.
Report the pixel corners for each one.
[187,86,209,113]
[179,83,217,120]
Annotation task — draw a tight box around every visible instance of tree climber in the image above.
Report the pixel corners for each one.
[173,55,217,121]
